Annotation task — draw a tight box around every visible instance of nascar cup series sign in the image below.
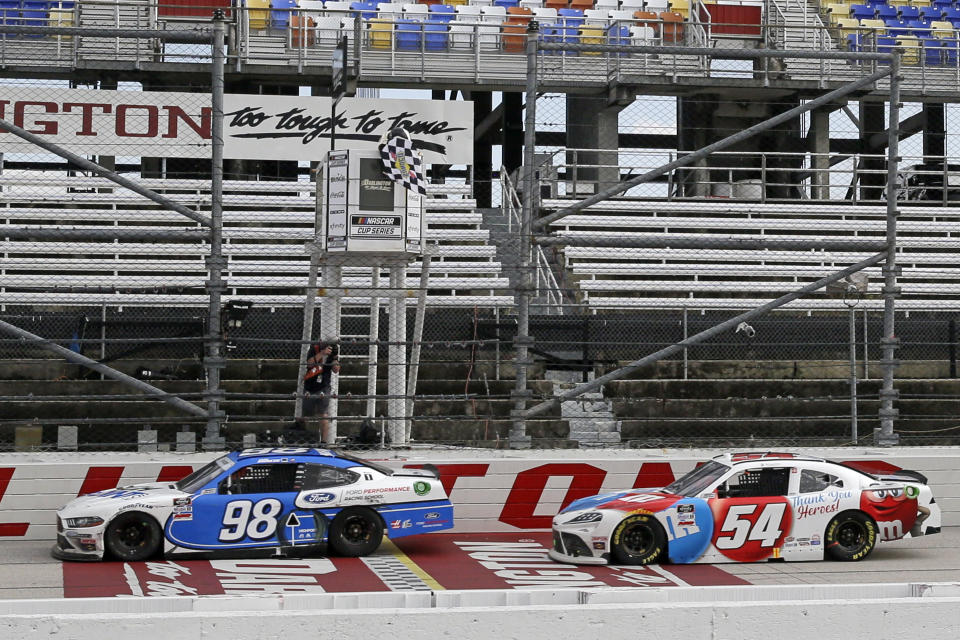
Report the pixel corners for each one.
[0,88,473,165]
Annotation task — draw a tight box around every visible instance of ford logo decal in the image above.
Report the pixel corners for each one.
[425,512,440,519]
[304,492,335,504]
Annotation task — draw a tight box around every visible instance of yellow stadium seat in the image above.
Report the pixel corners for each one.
[246,0,271,31]
[447,0,469,5]
[896,34,920,64]
[368,18,393,49]
[860,18,886,34]
[825,3,850,24]
[931,20,955,39]
[579,24,604,54]
[835,17,860,37]
[669,0,689,19]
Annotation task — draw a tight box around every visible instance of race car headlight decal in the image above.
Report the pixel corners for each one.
[564,512,603,525]
[65,516,105,528]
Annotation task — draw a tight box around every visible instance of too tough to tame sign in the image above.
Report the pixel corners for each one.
[0,88,474,164]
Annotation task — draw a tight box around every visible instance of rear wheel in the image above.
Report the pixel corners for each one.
[825,511,878,561]
[105,512,162,561]
[328,507,383,557]
[610,513,666,565]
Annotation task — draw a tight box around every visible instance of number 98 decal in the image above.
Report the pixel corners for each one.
[220,498,283,542]
[709,498,793,562]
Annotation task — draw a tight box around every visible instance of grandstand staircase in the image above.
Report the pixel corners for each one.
[547,370,622,447]
[767,0,837,78]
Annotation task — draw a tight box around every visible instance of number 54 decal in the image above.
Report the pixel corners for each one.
[710,498,793,562]
[220,498,283,542]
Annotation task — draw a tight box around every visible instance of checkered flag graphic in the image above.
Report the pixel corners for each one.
[379,131,428,196]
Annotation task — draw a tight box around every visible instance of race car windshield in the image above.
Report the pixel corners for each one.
[663,460,730,497]
[177,456,233,493]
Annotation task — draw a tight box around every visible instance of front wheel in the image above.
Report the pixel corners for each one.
[105,511,162,561]
[328,507,383,557]
[825,511,878,561]
[610,513,666,565]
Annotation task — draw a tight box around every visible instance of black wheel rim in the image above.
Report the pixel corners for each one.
[115,520,150,552]
[836,521,866,551]
[620,524,655,557]
[342,515,373,544]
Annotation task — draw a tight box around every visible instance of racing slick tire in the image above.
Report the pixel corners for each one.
[104,511,163,561]
[328,507,384,557]
[825,510,878,561]
[610,513,667,565]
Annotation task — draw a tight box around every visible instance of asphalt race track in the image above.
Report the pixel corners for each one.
[2,528,958,600]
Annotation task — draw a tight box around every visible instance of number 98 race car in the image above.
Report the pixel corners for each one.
[550,452,940,566]
[53,448,454,562]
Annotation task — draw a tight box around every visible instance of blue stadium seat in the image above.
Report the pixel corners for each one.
[850,4,875,20]
[909,17,933,34]
[493,0,519,8]
[349,1,378,20]
[864,0,887,7]
[898,5,921,20]
[424,21,449,49]
[270,0,297,29]
[429,4,456,22]
[940,37,959,64]
[918,35,946,64]
[395,18,423,49]
[876,34,898,55]
[875,5,898,20]
[943,6,960,22]
[922,4,946,19]
[884,17,912,35]
[0,0,20,27]
[21,0,50,32]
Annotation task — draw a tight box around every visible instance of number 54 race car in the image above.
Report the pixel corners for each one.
[53,448,454,561]
[550,452,940,566]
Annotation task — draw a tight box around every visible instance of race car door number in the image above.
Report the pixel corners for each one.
[220,498,283,542]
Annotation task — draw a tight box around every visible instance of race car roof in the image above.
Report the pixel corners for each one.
[716,452,829,466]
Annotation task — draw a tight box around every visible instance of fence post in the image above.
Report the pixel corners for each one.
[203,11,228,449]
[509,21,539,449]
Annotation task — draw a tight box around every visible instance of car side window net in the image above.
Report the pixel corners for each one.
[723,467,791,498]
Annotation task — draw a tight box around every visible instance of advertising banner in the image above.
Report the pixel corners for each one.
[0,88,473,164]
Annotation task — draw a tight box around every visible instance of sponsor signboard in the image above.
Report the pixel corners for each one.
[0,88,473,164]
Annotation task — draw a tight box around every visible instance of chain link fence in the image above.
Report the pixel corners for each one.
[1,14,959,452]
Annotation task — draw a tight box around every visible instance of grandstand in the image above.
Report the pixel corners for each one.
[1,0,960,451]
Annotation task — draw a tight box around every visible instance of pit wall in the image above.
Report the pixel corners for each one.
[2,447,958,541]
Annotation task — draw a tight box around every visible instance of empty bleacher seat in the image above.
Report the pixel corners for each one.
[519,0,543,8]
[875,4,898,20]
[403,2,430,17]
[908,17,933,33]
[643,0,669,12]
[659,10,683,42]
[835,16,861,36]
[885,17,912,34]
[943,6,960,23]
[395,18,423,48]
[21,0,50,29]
[501,19,526,50]
[848,3,874,20]
[544,0,568,9]
[569,0,593,11]
[429,3,456,21]
[246,0,272,30]
[315,15,345,44]
[579,23,605,53]
[290,14,316,46]
[532,6,558,19]
[448,20,475,45]
[506,4,533,21]
[630,23,656,43]
[367,16,394,47]
[633,9,660,35]
[270,0,298,28]
[899,4,922,19]
[896,33,922,62]
[480,4,506,20]
[424,20,449,47]
[584,8,610,23]
[669,0,689,19]
[456,3,482,16]
[493,0,519,8]
[350,0,379,19]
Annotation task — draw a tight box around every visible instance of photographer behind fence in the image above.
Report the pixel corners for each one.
[298,341,340,446]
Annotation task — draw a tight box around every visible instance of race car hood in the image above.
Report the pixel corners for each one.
[59,482,186,515]
[562,489,678,514]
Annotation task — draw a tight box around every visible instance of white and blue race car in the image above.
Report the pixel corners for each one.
[53,447,454,561]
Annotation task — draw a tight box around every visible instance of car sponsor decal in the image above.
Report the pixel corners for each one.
[303,492,337,505]
[413,481,431,496]
[709,497,793,563]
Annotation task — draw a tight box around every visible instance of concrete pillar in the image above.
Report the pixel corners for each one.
[565,95,625,196]
[677,97,711,197]
[810,106,831,200]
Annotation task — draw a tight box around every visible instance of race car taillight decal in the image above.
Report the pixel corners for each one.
[709,497,793,562]
[860,490,918,540]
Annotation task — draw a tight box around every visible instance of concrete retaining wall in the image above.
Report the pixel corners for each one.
[2,447,958,540]
[2,583,960,639]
